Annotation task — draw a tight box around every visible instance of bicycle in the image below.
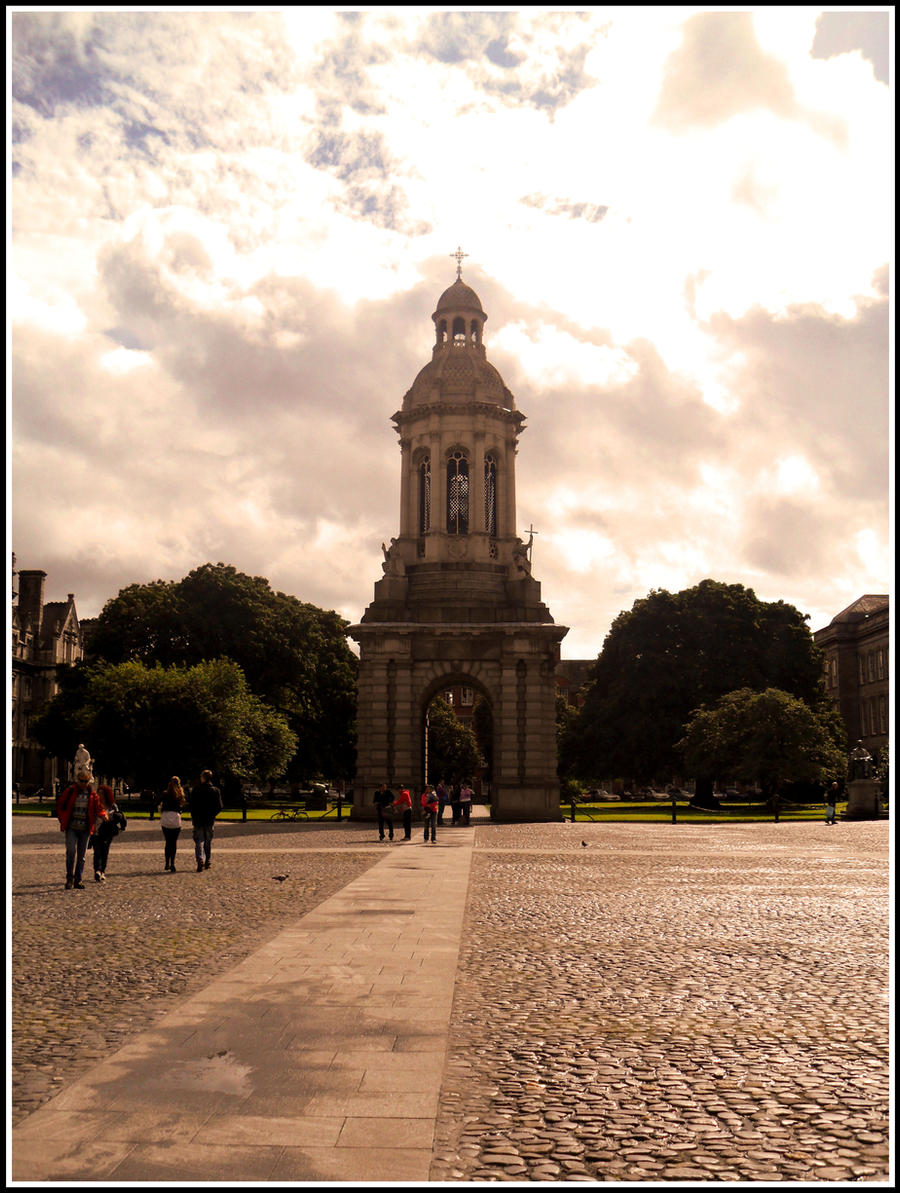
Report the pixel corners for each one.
[269,805,308,821]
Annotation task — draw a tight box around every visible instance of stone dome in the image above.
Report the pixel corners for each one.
[403,352,514,409]
[434,279,486,318]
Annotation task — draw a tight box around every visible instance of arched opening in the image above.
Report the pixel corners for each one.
[446,451,469,534]
[418,454,431,534]
[470,318,480,345]
[452,316,466,345]
[422,679,494,813]
[484,452,497,537]
[436,318,448,345]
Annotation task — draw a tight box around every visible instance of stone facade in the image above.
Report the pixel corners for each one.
[813,594,889,763]
[11,557,84,791]
[348,274,567,821]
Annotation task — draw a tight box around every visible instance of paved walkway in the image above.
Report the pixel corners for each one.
[12,827,474,1183]
[10,811,891,1184]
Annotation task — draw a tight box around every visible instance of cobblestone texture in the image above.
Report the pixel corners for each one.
[10,816,381,1125]
[432,820,890,1183]
[12,815,890,1183]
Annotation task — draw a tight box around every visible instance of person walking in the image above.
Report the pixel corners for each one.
[393,786,413,840]
[450,782,462,825]
[825,781,840,825]
[436,780,448,824]
[158,776,186,871]
[373,783,396,842]
[189,770,222,872]
[459,781,473,825]
[91,785,126,882]
[421,784,438,844]
[56,766,106,889]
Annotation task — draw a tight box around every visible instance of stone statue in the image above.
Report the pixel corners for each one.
[512,538,532,575]
[74,743,92,776]
[381,538,405,576]
[848,741,873,781]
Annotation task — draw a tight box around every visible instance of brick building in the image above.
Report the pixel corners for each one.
[813,594,889,763]
[11,556,85,791]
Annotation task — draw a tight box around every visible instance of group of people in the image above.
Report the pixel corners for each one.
[372,780,476,844]
[55,767,126,887]
[156,770,223,872]
[434,780,475,826]
[56,764,223,888]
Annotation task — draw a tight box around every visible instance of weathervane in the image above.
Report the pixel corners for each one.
[450,245,469,280]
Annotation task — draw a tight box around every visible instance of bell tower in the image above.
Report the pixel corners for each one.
[349,260,567,822]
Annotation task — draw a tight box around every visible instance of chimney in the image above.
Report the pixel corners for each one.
[17,570,47,638]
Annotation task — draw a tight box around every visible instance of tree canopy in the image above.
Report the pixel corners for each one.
[426,698,483,785]
[86,563,357,780]
[677,687,847,796]
[565,579,830,784]
[31,658,297,790]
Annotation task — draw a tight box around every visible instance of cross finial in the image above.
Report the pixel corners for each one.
[450,245,468,280]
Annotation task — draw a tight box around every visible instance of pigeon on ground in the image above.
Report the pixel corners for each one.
[272,874,289,882]
[581,841,588,848]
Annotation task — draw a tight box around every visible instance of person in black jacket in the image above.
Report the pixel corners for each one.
[189,770,223,872]
[91,784,126,881]
[373,783,395,842]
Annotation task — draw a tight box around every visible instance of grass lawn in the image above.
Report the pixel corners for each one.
[566,799,850,823]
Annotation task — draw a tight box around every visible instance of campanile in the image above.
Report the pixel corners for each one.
[348,262,567,821]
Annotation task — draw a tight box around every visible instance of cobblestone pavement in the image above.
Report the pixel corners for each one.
[10,816,382,1126]
[432,820,891,1183]
[12,816,891,1184]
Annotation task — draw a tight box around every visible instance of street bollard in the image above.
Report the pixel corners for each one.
[671,798,677,824]
[570,799,577,823]
[337,794,343,822]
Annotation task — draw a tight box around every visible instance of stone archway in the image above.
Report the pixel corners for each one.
[419,667,494,793]
[348,267,567,823]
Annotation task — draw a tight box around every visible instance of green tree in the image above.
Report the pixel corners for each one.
[426,698,482,785]
[31,658,296,790]
[677,687,847,798]
[571,579,829,784]
[87,562,357,781]
[472,697,494,785]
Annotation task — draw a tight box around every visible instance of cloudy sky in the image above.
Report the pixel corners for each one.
[9,8,892,659]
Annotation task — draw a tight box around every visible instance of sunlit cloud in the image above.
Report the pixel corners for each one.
[10,7,890,659]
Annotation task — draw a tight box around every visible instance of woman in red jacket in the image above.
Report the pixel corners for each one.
[421,785,438,845]
[393,787,413,840]
[56,768,106,889]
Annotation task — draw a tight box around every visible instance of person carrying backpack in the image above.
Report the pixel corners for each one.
[421,785,438,844]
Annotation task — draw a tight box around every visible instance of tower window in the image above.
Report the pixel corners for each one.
[447,451,469,534]
[484,453,497,537]
[452,317,466,345]
[418,455,431,534]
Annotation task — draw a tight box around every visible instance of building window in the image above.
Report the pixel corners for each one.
[830,658,838,688]
[447,451,469,534]
[879,695,887,734]
[859,657,866,685]
[484,453,497,537]
[461,687,474,706]
[877,648,885,680]
[444,689,454,706]
[868,652,875,681]
[418,455,431,535]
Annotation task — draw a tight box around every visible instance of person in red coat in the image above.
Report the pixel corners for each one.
[421,785,438,844]
[56,768,106,889]
[393,787,413,840]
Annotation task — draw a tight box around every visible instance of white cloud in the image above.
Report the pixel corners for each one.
[10,7,890,664]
